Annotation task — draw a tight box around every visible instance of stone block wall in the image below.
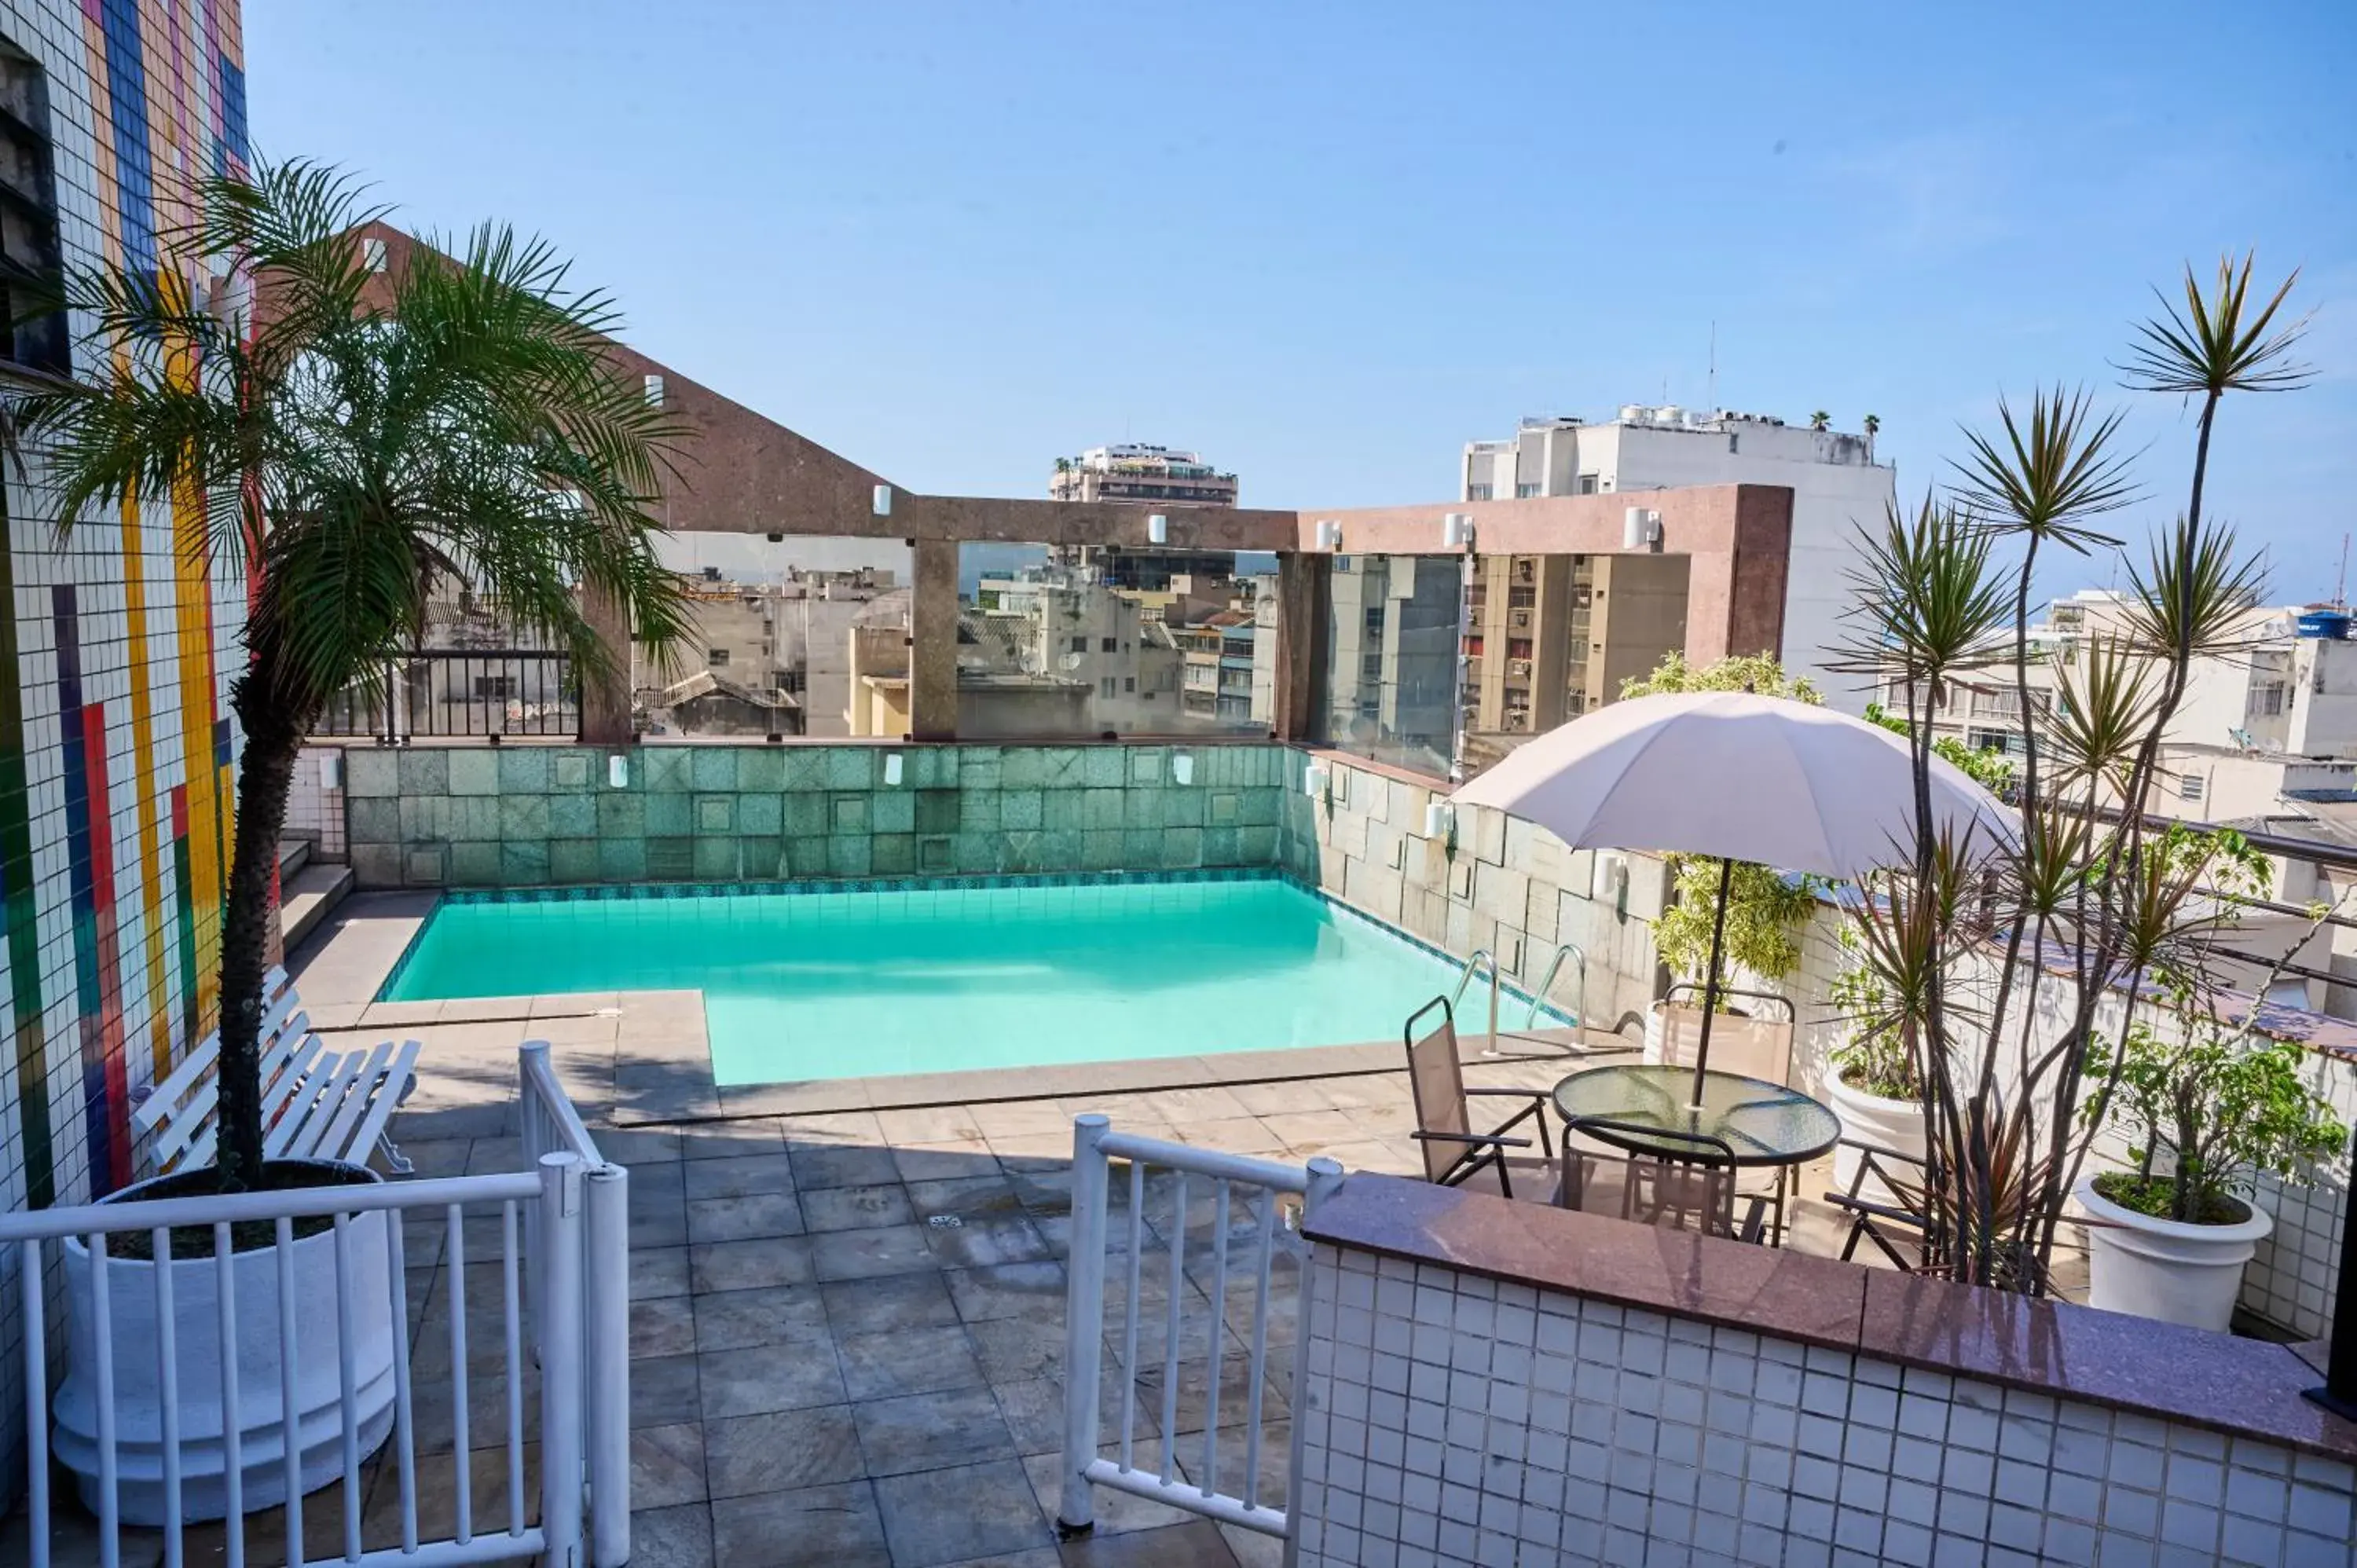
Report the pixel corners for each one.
[1279,752,1671,1038]
[342,741,1303,889]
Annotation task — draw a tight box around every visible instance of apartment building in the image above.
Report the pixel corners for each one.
[1050,442,1238,507]
[1458,551,1690,765]
[1461,405,1895,711]
[636,567,903,738]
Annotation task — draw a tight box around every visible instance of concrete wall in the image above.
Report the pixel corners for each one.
[341,742,1301,890]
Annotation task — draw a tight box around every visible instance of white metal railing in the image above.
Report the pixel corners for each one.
[2,1155,589,1568]
[518,1041,629,1568]
[1057,1115,1343,1553]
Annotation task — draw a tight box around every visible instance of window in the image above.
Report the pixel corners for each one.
[1516,483,1540,499]
[780,669,806,693]
[473,675,516,699]
[1124,676,1135,693]
[1069,636,1087,654]
[1100,676,1117,698]
[707,648,731,667]
[2258,683,2286,717]
[1362,652,1383,681]
[1466,483,1493,501]
[2179,772,2205,802]
[1333,555,1353,573]
[1508,587,1537,609]
[1364,606,1385,636]
[1101,636,1118,653]
[1576,474,1600,495]
[1727,434,1739,456]
[0,40,68,374]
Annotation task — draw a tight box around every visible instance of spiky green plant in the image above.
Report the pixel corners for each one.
[12,160,692,1189]
[1834,255,2311,1290]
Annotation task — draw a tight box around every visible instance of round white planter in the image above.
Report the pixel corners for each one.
[50,1160,399,1526]
[1826,1071,1927,1211]
[2074,1172,2272,1334]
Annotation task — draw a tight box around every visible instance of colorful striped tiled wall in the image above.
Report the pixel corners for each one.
[0,0,247,1506]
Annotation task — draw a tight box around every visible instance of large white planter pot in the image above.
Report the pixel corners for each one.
[51,1161,399,1526]
[1826,1072,1927,1211]
[2074,1173,2271,1334]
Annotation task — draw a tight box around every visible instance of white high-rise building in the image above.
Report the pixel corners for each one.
[1461,405,1897,710]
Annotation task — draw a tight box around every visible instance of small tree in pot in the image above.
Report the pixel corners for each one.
[13,159,692,1521]
[2077,969,2347,1330]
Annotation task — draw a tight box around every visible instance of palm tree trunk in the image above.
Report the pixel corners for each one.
[214,688,306,1189]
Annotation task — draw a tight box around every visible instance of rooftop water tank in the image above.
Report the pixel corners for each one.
[2297,610,2352,640]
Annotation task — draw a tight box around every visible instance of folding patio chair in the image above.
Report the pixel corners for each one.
[1403,995,1554,1199]
[1560,1116,1768,1244]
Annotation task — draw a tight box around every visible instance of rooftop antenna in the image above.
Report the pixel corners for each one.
[1706,321,1717,412]
[2338,532,2349,610]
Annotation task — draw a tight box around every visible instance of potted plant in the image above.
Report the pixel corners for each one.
[1831,252,2312,1296]
[17,159,690,1521]
[2076,996,2347,1332]
[1823,930,1926,1209]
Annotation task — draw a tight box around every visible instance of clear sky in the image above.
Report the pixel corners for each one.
[247,2,2355,602]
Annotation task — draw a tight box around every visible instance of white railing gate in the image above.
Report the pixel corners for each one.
[1057,1112,1343,1560]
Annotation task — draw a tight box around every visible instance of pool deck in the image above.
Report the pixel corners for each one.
[250,892,1933,1568]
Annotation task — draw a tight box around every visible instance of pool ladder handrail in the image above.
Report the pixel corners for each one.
[1450,941,1586,1057]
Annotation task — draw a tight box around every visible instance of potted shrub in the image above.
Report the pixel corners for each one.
[1823,933,1926,1210]
[16,159,689,1521]
[2077,1002,2347,1332]
[49,1163,396,1524]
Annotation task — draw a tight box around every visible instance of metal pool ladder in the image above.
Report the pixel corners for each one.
[1450,940,1585,1057]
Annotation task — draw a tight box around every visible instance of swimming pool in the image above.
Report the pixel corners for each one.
[383,872,1565,1084]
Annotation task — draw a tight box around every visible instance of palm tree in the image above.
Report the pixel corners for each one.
[1809,410,1831,431]
[1862,413,1881,459]
[13,161,693,1190]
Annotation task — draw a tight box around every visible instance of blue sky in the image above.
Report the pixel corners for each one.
[247,2,2355,601]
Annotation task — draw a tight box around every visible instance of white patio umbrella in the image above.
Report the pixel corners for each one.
[1448,691,2014,1098]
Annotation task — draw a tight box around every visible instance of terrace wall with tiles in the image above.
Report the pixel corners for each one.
[0,0,253,1510]
[340,741,1306,890]
[1296,1243,2357,1568]
[1283,753,1673,1040]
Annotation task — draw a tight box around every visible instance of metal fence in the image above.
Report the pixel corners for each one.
[1057,1114,1342,1552]
[2,1156,599,1568]
[519,1042,629,1568]
[312,651,577,742]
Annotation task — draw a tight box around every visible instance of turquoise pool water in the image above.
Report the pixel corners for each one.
[384,875,1549,1084]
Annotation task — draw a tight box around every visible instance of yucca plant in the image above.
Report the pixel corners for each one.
[1835,252,2311,1291]
[12,160,693,1192]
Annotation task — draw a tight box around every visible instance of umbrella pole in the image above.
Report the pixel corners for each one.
[1691,856,1734,1108]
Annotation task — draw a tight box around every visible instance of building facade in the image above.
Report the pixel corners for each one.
[1049,442,1237,507]
[0,0,251,1498]
[1463,405,1894,711]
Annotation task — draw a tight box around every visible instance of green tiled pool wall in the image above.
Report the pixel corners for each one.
[343,742,1318,889]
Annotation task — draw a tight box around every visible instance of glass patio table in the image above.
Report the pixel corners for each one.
[1552,1064,1842,1245]
[1550,1064,1842,1167]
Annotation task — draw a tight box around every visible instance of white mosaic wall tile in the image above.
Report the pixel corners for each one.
[1294,1247,2357,1568]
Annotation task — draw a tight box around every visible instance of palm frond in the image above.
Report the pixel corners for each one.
[1950,387,2139,554]
[2120,252,2310,397]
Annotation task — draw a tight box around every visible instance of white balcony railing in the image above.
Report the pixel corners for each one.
[1057,1116,1343,1544]
[2,1044,629,1568]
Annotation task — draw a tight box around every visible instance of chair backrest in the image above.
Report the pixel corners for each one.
[1403,995,1469,1185]
[133,965,308,1174]
[1653,987,1794,1087]
[1568,1115,1743,1238]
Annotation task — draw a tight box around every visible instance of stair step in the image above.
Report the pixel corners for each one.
[280,863,354,954]
[277,837,313,881]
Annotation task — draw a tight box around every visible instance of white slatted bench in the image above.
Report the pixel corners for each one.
[130,965,423,1177]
